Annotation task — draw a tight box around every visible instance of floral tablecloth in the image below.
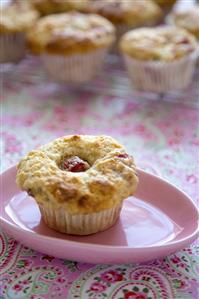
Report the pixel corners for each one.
[1,54,199,299]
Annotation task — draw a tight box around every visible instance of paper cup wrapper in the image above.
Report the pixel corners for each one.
[41,48,108,83]
[39,203,122,235]
[123,51,198,92]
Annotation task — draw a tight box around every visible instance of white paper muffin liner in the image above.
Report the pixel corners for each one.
[41,48,108,83]
[0,33,26,63]
[123,51,198,93]
[39,203,122,235]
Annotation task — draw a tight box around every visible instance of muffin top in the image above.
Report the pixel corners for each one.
[31,0,91,15]
[86,0,162,26]
[27,12,115,55]
[0,0,39,34]
[120,26,198,62]
[168,8,199,39]
[16,135,138,214]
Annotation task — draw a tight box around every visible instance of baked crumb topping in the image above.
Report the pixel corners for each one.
[169,8,199,39]
[120,26,198,61]
[27,12,115,54]
[0,1,39,33]
[86,0,162,26]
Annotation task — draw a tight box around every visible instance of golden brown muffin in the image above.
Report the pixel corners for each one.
[31,0,91,15]
[85,0,162,26]
[0,0,39,34]
[120,26,198,93]
[120,26,198,62]
[153,0,177,12]
[16,135,138,214]
[16,135,138,235]
[167,8,199,40]
[0,0,39,63]
[27,12,115,55]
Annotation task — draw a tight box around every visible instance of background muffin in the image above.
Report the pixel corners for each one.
[85,0,162,49]
[167,7,199,40]
[31,0,91,15]
[120,26,198,92]
[16,135,138,235]
[86,0,162,27]
[0,0,39,63]
[153,0,177,15]
[27,12,115,83]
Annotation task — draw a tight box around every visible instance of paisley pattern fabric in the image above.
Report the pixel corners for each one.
[1,55,199,299]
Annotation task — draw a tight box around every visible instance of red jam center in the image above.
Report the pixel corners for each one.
[117,153,129,159]
[60,156,90,172]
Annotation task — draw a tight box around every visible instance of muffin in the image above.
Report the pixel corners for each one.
[0,0,39,63]
[120,26,198,92]
[16,135,138,235]
[27,12,115,83]
[153,0,177,15]
[167,8,199,40]
[86,0,162,46]
[31,0,91,15]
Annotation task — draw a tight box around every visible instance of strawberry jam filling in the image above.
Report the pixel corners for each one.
[60,156,90,172]
[117,153,129,159]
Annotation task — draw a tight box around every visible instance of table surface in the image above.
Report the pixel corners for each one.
[1,11,199,294]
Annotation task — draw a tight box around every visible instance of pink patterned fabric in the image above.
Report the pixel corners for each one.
[1,55,199,299]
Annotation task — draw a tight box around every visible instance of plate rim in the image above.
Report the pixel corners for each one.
[1,165,199,252]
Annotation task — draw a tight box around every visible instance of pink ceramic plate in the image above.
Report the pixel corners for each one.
[0,166,198,264]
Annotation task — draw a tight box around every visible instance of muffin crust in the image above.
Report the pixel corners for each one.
[120,26,198,62]
[31,0,91,15]
[86,0,162,26]
[168,8,199,39]
[0,1,39,34]
[27,12,115,54]
[153,0,177,10]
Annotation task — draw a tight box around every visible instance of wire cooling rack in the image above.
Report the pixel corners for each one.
[1,54,199,109]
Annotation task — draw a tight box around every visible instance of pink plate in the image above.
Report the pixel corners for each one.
[0,166,198,264]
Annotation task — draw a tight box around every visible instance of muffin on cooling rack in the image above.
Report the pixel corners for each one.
[153,0,177,15]
[85,0,162,44]
[0,1,39,63]
[31,0,91,15]
[120,26,198,92]
[167,7,199,40]
[27,12,115,83]
[16,135,138,235]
